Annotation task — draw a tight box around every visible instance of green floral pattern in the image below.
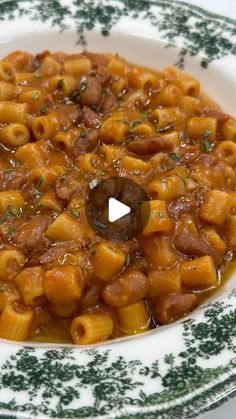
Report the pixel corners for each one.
[0,298,236,418]
[0,0,235,67]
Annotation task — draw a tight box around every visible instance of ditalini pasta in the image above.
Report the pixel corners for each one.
[0,49,235,344]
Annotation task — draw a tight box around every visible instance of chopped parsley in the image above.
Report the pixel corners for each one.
[170,152,181,161]
[33,71,42,79]
[70,208,80,218]
[157,211,164,219]
[57,79,64,89]
[202,140,213,153]
[0,206,11,223]
[143,112,149,120]
[124,254,130,267]
[34,190,42,199]
[130,120,141,131]
[32,91,40,100]
[80,131,86,138]
[7,227,15,237]
[35,203,44,210]
[39,103,49,114]
[202,129,212,138]
[11,208,21,217]
[80,76,88,91]
[77,93,81,102]
[37,176,44,188]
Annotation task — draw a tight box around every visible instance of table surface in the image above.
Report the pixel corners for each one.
[184,2,236,418]
[201,397,235,419]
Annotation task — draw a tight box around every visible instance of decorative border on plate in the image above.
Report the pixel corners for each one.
[0,0,236,67]
[0,295,236,418]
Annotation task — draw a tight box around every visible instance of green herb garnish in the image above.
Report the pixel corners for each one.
[33,71,42,79]
[202,140,213,153]
[7,227,15,237]
[37,176,43,188]
[0,206,11,223]
[32,91,40,100]
[39,104,49,114]
[34,190,42,199]
[70,208,80,218]
[157,211,164,219]
[80,76,88,91]
[75,93,81,102]
[202,130,212,138]
[130,120,141,131]
[11,208,21,217]
[124,254,130,267]
[35,203,44,210]
[170,152,181,161]
[80,131,86,138]
[57,79,64,89]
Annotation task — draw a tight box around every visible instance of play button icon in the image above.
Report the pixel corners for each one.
[108,198,131,222]
[86,177,150,241]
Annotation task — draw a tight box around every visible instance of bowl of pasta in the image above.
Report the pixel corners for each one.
[0,0,236,418]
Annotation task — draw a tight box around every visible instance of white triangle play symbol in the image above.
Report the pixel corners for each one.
[108,197,131,223]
